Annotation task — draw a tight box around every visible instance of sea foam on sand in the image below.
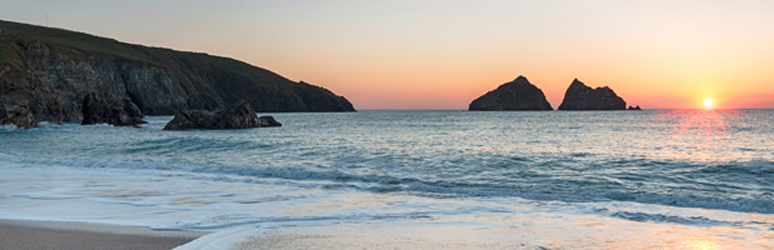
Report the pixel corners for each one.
[177,220,768,250]
[2,160,773,249]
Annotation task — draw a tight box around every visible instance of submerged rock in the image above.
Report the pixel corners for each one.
[558,79,626,110]
[81,92,147,127]
[163,100,281,130]
[469,76,553,111]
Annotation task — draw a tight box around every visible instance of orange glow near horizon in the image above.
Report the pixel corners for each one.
[4,1,774,110]
[703,99,713,109]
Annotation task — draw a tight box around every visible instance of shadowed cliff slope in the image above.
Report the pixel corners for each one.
[0,19,354,128]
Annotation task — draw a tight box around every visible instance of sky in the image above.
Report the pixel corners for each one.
[2,0,774,109]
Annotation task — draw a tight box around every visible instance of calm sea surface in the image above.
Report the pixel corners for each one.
[1,110,772,248]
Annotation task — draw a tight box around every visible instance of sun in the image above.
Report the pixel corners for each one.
[703,99,713,109]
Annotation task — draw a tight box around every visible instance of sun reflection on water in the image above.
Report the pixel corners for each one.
[656,109,747,161]
[666,109,745,138]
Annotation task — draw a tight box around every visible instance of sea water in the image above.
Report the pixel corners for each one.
[1,110,772,248]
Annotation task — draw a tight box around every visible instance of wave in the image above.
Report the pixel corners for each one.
[2,150,773,214]
[609,210,724,225]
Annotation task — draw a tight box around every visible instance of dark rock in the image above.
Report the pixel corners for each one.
[0,102,36,129]
[0,40,64,129]
[469,76,553,111]
[258,116,282,127]
[81,92,147,127]
[0,19,353,129]
[627,105,642,110]
[163,100,281,130]
[558,79,626,110]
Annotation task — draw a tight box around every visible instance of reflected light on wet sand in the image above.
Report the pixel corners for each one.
[681,239,718,250]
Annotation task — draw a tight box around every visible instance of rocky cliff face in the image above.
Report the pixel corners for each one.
[0,20,355,128]
[558,79,626,110]
[469,76,553,111]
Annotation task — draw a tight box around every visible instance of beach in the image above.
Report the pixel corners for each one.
[0,219,204,250]
[2,217,770,250]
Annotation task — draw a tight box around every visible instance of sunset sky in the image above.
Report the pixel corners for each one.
[3,0,773,109]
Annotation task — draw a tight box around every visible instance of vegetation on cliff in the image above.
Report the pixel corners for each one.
[0,19,354,128]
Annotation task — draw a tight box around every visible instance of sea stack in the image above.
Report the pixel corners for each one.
[469,76,553,111]
[558,79,626,110]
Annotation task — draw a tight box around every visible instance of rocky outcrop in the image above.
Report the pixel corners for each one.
[257,115,282,127]
[81,92,146,127]
[0,102,36,129]
[627,105,642,110]
[558,79,626,110]
[163,100,281,130]
[0,40,64,128]
[0,19,354,129]
[469,76,553,111]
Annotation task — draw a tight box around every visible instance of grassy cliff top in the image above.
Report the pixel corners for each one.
[0,19,287,83]
[0,19,157,63]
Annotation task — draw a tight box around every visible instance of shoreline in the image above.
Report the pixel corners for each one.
[0,219,206,250]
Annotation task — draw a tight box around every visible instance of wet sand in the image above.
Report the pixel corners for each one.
[0,219,205,250]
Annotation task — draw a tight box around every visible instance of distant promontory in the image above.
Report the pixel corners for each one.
[0,19,354,129]
[469,76,553,111]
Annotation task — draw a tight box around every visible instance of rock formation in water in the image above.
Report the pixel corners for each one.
[81,92,147,127]
[627,105,642,110]
[558,79,626,110]
[0,19,354,129]
[163,100,281,130]
[469,76,553,111]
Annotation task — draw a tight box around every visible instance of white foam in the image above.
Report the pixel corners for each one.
[0,124,18,130]
[191,219,774,250]
[175,228,256,250]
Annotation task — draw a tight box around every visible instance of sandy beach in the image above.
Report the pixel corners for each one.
[0,219,205,250]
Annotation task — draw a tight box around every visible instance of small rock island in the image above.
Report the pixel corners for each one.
[163,100,281,130]
[558,79,627,110]
[469,76,553,111]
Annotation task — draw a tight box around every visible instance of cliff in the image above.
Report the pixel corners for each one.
[0,19,355,128]
[557,79,626,110]
[469,76,553,111]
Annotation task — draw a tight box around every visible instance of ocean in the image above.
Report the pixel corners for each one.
[1,110,773,249]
